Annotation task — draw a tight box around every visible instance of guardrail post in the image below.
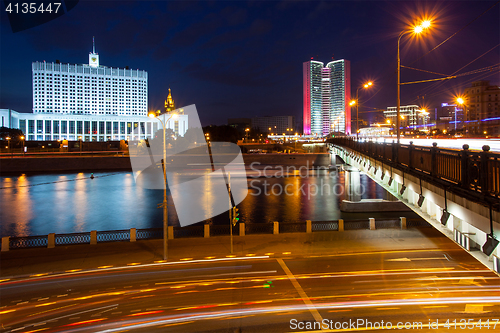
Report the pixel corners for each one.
[168,226,174,239]
[369,218,376,230]
[239,222,245,236]
[130,228,136,242]
[204,224,210,238]
[90,230,97,245]
[273,221,279,235]
[461,144,469,189]
[408,141,414,169]
[480,145,490,195]
[306,220,312,233]
[338,219,344,232]
[431,142,438,177]
[393,141,398,165]
[1,236,9,252]
[400,217,407,230]
[48,233,55,248]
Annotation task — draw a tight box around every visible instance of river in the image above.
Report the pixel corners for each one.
[0,169,420,237]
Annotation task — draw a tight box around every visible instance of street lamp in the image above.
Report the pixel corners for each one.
[6,136,10,155]
[20,136,25,156]
[245,128,250,142]
[456,97,468,137]
[78,136,83,156]
[351,81,374,140]
[397,19,432,143]
[148,111,178,261]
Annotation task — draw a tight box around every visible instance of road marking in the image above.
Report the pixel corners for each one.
[386,257,448,262]
[16,301,28,305]
[423,305,448,309]
[23,304,118,330]
[37,298,49,301]
[29,304,78,317]
[462,304,490,314]
[57,294,68,297]
[277,258,323,324]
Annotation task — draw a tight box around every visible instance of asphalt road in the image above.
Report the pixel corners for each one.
[1,241,499,333]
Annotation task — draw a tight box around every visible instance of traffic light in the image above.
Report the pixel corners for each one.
[232,206,239,225]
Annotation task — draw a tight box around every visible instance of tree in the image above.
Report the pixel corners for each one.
[183,127,206,145]
[0,127,24,140]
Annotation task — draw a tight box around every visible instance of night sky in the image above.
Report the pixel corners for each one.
[1,0,499,127]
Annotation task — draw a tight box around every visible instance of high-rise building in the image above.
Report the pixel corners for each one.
[303,59,351,136]
[463,80,500,136]
[32,39,148,117]
[1,40,188,141]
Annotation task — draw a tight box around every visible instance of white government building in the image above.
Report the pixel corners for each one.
[0,41,187,141]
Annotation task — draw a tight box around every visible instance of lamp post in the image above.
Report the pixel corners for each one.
[245,128,250,142]
[148,111,178,261]
[78,136,82,156]
[351,81,373,140]
[397,20,431,143]
[6,137,10,156]
[20,136,25,156]
[456,97,467,137]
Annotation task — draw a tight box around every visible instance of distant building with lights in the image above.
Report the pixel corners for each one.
[251,116,295,135]
[303,59,351,136]
[463,80,500,136]
[435,103,464,133]
[383,105,430,130]
[0,40,188,141]
[164,88,175,113]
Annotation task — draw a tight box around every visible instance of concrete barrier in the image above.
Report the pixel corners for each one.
[306,220,312,233]
[168,226,174,240]
[48,233,55,248]
[90,230,97,245]
[400,217,407,230]
[339,219,344,232]
[239,223,245,236]
[1,236,9,252]
[130,228,136,242]
[273,222,279,235]
[204,224,210,238]
[369,218,375,230]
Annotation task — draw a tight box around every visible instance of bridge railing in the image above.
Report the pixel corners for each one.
[329,138,499,205]
[1,217,430,250]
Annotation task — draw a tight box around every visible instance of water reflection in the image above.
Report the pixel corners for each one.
[0,170,407,237]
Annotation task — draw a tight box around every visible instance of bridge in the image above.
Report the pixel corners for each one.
[328,137,500,271]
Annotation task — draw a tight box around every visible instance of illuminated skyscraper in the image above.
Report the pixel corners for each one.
[303,59,351,136]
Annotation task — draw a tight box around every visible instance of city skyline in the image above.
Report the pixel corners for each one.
[1,1,499,127]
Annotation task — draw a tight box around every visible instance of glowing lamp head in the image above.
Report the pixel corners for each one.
[349,100,356,106]
[421,20,431,28]
[148,113,155,118]
[171,113,178,119]
[456,97,465,105]
[414,26,423,34]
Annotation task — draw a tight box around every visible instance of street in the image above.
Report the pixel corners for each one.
[1,234,499,332]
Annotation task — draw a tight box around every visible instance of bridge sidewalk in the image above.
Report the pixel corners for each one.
[0,228,461,279]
